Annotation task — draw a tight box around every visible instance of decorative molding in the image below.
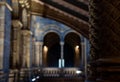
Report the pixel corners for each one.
[21,30,33,36]
[19,0,30,9]
[0,2,13,11]
[60,41,64,45]
[12,20,23,28]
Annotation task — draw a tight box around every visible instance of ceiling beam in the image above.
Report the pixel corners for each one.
[31,0,89,38]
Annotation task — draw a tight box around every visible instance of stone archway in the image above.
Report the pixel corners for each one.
[64,32,81,67]
[43,32,60,67]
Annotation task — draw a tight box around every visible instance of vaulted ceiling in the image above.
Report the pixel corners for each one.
[31,0,89,38]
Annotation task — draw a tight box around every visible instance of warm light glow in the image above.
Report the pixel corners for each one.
[25,2,29,6]
[76,70,82,74]
[44,46,48,52]
[75,45,79,52]
[26,5,30,8]
[25,0,27,3]
[76,45,79,49]
[19,1,24,3]
[19,0,30,9]
[21,4,25,7]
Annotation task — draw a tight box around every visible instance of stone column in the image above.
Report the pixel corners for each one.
[11,20,22,69]
[84,38,87,78]
[0,2,12,72]
[32,37,35,67]
[35,42,40,67]
[0,5,5,70]
[60,42,64,67]
[39,42,43,67]
[81,42,85,66]
[21,30,32,68]
[35,41,43,67]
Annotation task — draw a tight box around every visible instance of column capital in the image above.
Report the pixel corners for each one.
[21,30,32,36]
[32,37,36,41]
[35,41,43,45]
[81,42,85,45]
[60,42,64,45]
[12,20,23,28]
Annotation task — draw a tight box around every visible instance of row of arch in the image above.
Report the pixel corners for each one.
[9,14,87,69]
[42,30,81,41]
[33,31,84,68]
[34,24,82,42]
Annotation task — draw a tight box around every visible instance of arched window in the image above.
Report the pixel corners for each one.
[64,32,81,67]
[43,32,60,67]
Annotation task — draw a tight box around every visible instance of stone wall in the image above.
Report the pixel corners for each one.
[3,6,11,72]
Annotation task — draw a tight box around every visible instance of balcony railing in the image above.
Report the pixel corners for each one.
[6,67,84,82]
[36,67,83,78]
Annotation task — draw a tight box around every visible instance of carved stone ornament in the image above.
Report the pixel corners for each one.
[12,20,23,28]
[22,8,28,28]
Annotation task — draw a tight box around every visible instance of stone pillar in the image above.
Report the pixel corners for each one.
[32,37,35,67]
[81,38,89,78]
[81,42,85,65]
[35,42,40,67]
[11,20,22,69]
[35,41,43,67]
[60,42,64,67]
[89,0,120,81]
[84,38,88,78]
[0,4,5,70]
[0,2,12,72]
[39,42,43,67]
[21,30,32,68]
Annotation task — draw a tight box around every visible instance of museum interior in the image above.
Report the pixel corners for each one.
[0,0,120,82]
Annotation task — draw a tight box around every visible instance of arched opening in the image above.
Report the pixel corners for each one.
[64,32,81,67]
[43,32,60,67]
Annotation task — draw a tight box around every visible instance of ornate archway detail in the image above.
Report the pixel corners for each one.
[40,28,61,42]
[63,29,81,41]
